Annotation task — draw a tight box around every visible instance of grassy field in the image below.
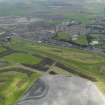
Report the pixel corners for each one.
[74,35,88,45]
[54,32,88,45]
[54,32,70,41]
[3,53,42,65]
[0,45,6,53]
[0,40,42,105]
[9,37,105,94]
[0,68,40,105]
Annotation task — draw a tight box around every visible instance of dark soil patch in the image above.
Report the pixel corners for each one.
[23,57,54,72]
[49,71,57,75]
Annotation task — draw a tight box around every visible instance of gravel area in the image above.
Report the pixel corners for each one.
[16,75,105,105]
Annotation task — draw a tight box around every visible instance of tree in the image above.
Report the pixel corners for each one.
[86,35,93,45]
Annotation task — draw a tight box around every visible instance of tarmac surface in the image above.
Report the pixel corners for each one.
[16,75,105,105]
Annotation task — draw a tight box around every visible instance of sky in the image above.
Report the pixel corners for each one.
[0,0,104,3]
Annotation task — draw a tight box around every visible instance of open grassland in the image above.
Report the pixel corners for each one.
[54,32,70,41]
[54,32,88,45]
[9,37,105,94]
[74,35,88,45]
[0,67,40,105]
[11,37,104,64]
[3,53,42,65]
[0,45,6,53]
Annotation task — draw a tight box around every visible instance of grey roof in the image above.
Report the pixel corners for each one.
[16,75,105,105]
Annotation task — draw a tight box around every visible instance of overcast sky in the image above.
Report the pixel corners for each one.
[0,0,104,3]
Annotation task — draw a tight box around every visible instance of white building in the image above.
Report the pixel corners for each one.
[90,40,99,45]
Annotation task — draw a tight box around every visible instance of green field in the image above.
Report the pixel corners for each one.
[54,32,88,45]
[8,37,105,93]
[0,43,42,105]
[74,35,88,45]
[0,45,6,53]
[54,32,70,41]
[3,53,42,64]
[0,68,40,105]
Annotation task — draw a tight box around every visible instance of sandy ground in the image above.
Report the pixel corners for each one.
[16,75,105,105]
